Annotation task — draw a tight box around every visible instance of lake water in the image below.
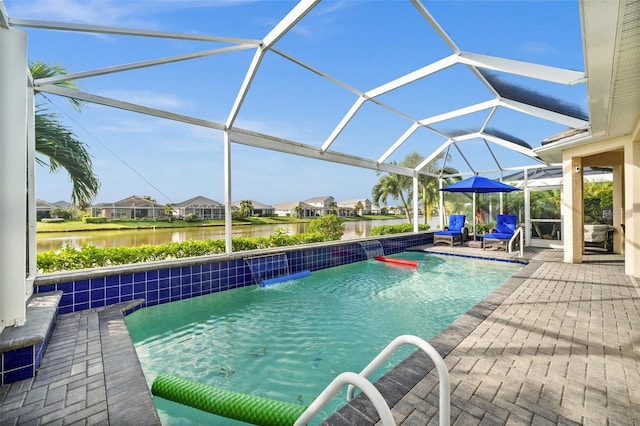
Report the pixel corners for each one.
[37,218,441,253]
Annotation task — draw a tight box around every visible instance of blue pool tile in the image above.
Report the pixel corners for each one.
[147,280,159,291]
[57,282,73,293]
[181,266,191,276]
[60,293,73,308]
[106,297,119,306]
[4,346,33,370]
[147,270,158,280]
[35,284,55,294]
[5,366,34,383]
[75,302,89,311]
[121,294,133,302]
[75,291,89,304]
[35,342,45,367]
[159,278,169,289]
[90,288,105,301]
[106,275,119,287]
[121,273,133,284]
[90,277,105,289]
[202,263,211,273]
[134,272,146,283]
[159,289,170,300]
[74,279,90,291]
[106,286,119,298]
[170,267,181,277]
[159,269,170,279]
[121,284,133,297]
[134,283,145,294]
[58,306,73,315]
[147,291,158,302]
[90,299,105,308]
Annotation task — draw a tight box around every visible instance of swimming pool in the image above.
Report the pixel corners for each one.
[126,252,522,425]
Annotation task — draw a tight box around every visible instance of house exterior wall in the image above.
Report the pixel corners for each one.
[561,131,638,278]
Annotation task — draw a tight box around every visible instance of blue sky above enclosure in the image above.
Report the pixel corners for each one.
[3,0,586,206]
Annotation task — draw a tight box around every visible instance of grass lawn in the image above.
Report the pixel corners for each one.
[37,215,403,233]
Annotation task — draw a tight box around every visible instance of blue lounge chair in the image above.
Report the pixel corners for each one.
[433,214,467,247]
[483,214,518,250]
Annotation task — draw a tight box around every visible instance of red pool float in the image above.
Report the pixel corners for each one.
[374,256,418,267]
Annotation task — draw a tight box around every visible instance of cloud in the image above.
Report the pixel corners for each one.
[521,41,557,55]
[96,89,190,110]
[6,0,259,29]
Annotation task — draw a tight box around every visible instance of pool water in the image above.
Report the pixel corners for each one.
[126,252,522,425]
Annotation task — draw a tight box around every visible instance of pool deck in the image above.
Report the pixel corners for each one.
[1,246,639,425]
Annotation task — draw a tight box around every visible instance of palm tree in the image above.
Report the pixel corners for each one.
[328,200,338,215]
[31,61,99,207]
[401,152,459,224]
[355,201,364,216]
[372,171,412,223]
[239,200,254,217]
[164,203,175,222]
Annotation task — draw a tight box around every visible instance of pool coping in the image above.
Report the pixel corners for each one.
[321,254,540,425]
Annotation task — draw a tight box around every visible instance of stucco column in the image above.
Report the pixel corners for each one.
[624,138,640,277]
[0,28,28,330]
[563,156,583,264]
[612,163,623,254]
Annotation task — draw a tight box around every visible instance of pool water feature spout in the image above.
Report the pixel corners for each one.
[359,240,384,259]
[245,253,290,284]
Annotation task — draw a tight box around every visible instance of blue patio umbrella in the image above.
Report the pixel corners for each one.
[439,176,521,240]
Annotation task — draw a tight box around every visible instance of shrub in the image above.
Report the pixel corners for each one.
[50,207,73,219]
[369,223,429,236]
[83,216,108,224]
[184,213,200,222]
[41,218,65,223]
[306,215,344,241]
[37,229,327,273]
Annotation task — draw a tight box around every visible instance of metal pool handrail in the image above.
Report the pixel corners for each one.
[347,334,450,426]
[296,334,450,426]
[294,372,394,426]
[508,226,524,256]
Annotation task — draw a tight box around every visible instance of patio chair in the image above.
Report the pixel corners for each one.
[483,214,518,250]
[433,214,468,247]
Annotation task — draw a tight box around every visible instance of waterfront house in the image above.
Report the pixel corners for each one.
[273,201,319,218]
[339,198,372,215]
[90,195,165,219]
[303,196,336,216]
[35,199,56,221]
[174,196,224,220]
[231,200,275,217]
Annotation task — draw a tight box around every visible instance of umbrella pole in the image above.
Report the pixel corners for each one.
[473,192,477,241]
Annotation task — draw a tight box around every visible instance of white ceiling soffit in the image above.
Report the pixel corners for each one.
[536,0,640,163]
[7,0,593,178]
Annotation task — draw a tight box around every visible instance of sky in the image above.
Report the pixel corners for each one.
[2,0,586,206]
